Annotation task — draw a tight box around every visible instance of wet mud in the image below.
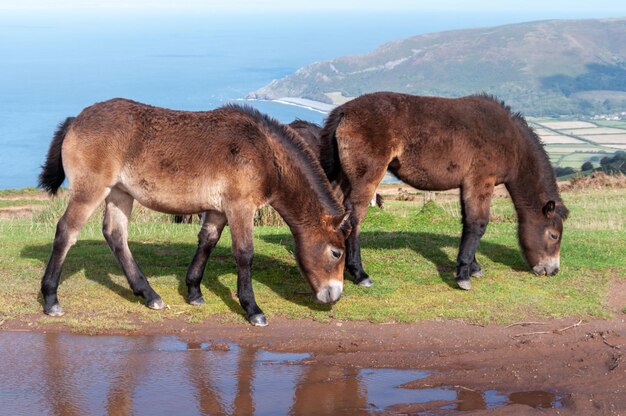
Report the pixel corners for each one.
[0,332,567,415]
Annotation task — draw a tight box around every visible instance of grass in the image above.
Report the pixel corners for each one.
[594,120,626,129]
[0,187,624,332]
[0,199,45,208]
[0,187,40,197]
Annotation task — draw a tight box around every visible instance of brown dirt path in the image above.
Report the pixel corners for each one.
[2,313,624,415]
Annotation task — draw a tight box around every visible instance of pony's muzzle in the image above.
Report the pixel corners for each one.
[315,280,343,304]
[532,257,560,276]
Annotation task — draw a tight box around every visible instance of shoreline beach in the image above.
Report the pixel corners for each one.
[243,97,336,114]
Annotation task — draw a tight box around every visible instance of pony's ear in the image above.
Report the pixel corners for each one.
[333,211,352,237]
[542,201,556,218]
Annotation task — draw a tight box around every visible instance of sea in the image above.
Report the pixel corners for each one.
[0,9,614,189]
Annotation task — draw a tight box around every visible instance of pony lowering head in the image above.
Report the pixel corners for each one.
[518,201,569,276]
[293,211,351,304]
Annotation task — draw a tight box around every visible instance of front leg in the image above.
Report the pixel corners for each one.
[345,211,372,286]
[228,207,267,326]
[456,180,494,290]
[344,188,379,287]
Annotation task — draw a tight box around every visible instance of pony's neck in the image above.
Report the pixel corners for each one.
[505,143,561,221]
[270,174,329,232]
[264,131,343,232]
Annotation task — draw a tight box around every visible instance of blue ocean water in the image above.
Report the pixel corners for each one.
[0,9,613,189]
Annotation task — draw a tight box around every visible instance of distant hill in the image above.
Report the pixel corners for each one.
[248,18,626,116]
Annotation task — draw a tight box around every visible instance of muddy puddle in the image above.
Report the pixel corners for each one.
[0,332,563,415]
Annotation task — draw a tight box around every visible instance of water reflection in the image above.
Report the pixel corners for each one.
[0,332,562,415]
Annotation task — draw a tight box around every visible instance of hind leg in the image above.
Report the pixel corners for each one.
[102,188,164,309]
[186,210,228,305]
[456,179,495,290]
[41,187,110,316]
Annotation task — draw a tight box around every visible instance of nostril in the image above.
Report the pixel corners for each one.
[550,268,560,276]
[315,287,333,304]
[315,288,328,304]
[316,281,343,304]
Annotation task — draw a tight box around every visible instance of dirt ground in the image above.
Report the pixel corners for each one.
[2,179,624,414]
[3,307,624,415]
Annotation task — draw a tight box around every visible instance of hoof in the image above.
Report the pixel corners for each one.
[147,298,166,310]
[457,279,471,290]
[471,270,484,278]
[356,277,373,287]
[45,304,65,317]
[188,296,205,306]
[248,313,268,327]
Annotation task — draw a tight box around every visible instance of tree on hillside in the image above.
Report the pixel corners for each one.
[594,152,626,175]
[554,166,577,177]
[581,161,594,171]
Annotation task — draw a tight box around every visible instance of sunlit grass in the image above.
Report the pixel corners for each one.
[0,187,623,332]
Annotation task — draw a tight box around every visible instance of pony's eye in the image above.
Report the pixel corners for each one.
[549,232,559,241]
[330,248,343,259]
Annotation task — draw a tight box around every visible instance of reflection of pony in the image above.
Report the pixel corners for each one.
[39,99,350,326]
[321,92,568,289]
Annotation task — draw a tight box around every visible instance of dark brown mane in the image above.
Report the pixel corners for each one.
[221,103,344,216]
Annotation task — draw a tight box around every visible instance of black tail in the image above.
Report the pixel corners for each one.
[38,117,74,195]
[319,109,344,182]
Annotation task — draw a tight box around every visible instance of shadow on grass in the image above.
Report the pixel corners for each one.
[260,231,528,288]
[21,239,331,318]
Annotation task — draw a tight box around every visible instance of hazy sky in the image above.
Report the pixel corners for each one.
[2,0,626,13]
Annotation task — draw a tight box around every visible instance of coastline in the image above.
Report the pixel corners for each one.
[243,97,336,114]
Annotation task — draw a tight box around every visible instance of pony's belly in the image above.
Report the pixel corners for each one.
[117,178,227,215]
[390,164,463,192]
[137,196,222,215]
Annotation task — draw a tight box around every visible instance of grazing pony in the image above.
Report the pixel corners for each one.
[39,99,350,326]
[182,118,384,306]
[320,92,568,289]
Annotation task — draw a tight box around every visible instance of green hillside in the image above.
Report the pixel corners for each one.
[249,18,626,116]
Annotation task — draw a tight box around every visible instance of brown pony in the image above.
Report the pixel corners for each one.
[38,99,350,326]
[320,92,569,289]
[183,118,384,307]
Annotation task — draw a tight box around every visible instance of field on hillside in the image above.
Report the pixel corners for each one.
[0,185,624,333]
[530,118,626,169]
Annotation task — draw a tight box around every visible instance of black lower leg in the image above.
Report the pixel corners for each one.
[41,221,71,315]
[234,247,265,326]
[186,235,220,304]
[470,256,483,277]
[186,247,210,304]
[186,212,226,305]
[104,228,162,308]
[456,221,487,289]
[345,212,371,286]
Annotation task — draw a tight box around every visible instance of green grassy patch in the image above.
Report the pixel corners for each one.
[0,187,41,197]
[594,120,626,129]
[0,188,623,332]
[0,199,46,208]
